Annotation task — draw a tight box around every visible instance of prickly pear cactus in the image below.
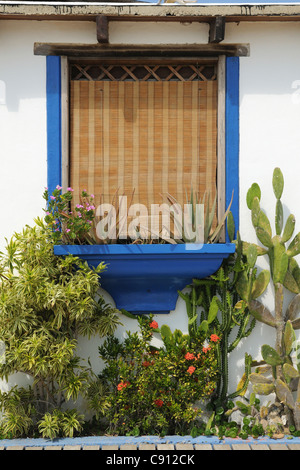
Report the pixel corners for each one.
[246,168,300,430]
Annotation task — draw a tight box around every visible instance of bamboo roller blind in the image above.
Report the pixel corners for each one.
[70,64,218,214]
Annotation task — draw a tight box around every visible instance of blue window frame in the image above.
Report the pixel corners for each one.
[46,55,239,240]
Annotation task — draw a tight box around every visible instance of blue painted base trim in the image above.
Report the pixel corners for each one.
[0,434,298,448]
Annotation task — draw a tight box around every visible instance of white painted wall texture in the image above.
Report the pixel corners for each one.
[0,19,299,398]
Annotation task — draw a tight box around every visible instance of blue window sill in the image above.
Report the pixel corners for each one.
[54,243,235,314]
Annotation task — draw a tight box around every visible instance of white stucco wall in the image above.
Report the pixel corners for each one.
[0,18,300,397]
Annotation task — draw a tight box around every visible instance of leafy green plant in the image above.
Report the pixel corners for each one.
[203,393,264,440]
[244,168,300,430]
[43,186,97,245]
[0,219,121,438]
[92,315,219,436]
[38,409,84,439]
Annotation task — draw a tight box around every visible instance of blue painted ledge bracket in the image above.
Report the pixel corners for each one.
[225,56,239,241]
[54,243,236,315]
[46,56,62,197]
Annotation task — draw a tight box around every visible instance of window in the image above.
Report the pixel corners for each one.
[69,61,218,215]
[46,55,239,241]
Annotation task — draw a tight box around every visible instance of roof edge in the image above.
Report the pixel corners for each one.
[2,2,300,20]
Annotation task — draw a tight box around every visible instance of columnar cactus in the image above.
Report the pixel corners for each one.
[246,168,300,429]
[179,232,259,406]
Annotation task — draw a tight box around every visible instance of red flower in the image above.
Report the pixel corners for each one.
[149,320,158,329]
[184,352,195,360]
[187,366,196,375]
[210,334,220,343]
[202,347,211,354]
[142,361,151,367]
[117,381,130,391]
[154,399,164,407]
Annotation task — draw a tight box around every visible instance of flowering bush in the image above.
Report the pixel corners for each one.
[96,315,219,436]
[43,186,96,245]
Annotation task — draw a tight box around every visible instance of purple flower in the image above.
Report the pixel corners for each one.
[50,196,56,200]
[65,228,71,233]
[67,187,74,192]
[56,185,62,190]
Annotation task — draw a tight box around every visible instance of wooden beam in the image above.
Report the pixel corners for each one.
[209,16,226,43]
[61,56,69,193]
[34,43,250,58]
[96,15,109,44]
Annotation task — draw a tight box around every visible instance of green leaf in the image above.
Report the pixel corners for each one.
[227,211,235,242]
[251,197,261,228]
[275,378,295,410]
[275,199,284,236]
[255,211,273,248]
[283,321,296,356]
[252,383,275,396]
[120,309,137,320]
[283,363,300,379]
[282,214,296,244]
[198,320,209,334]
[247,183,261,210]
[188,314,198,325]
[207,296,219,324]
[251,270,270,299]
[261,344,283,366]
[283,270,300,294]
[249,373,273,385]
[273,243,289,284]
[246,244,257,269]
[287,233,300,258]
[160,324,172,343]
[272,167,284,200]
[205,411,215,433]
[236,270,250,302]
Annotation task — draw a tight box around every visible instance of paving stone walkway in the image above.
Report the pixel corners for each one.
[0,436,300,450]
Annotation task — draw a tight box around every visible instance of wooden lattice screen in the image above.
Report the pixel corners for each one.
[70,63,218,226]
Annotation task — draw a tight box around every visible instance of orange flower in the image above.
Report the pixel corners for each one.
[184,352,195,360]
[142,361,150,367]
[154,399,164,407]
[202,347,211,354]
[149,320,158,329]
[187,366,196,375]
[210,334,220,343]
[117,381,130,391]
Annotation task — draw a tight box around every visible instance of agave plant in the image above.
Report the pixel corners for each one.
[161,189,233,244]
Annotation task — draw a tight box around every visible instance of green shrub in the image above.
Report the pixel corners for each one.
[94,315,219,436]
[0,219,121,438]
